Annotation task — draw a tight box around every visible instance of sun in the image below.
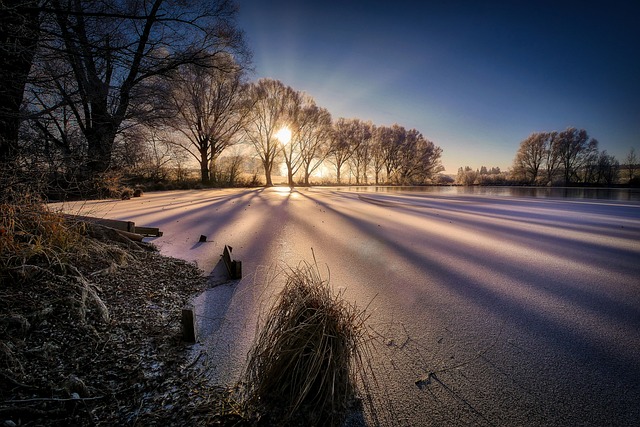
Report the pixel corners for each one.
[275,126,292,144]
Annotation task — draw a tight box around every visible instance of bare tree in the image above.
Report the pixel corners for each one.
[28,0,248,179]
[371,126,391,184]
[164,54,247,184]
[382,124,406,182]
[542,131,561,185]
[327,118,359,184]
[299,106,331,185]
[555,127,598,185]
[512,132,549,184]
[280,90,308,187]
[348,119,373,184]
[244,78,295,186]
[595,151,619,185]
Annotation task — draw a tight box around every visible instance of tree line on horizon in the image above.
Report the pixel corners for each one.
[0,0,444,197]
[456,130,637,187]
[2,1,634,196]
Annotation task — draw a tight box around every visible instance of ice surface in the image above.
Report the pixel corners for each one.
[54,187,640,426]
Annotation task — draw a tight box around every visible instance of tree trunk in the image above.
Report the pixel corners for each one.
[200,148,210,184]
[0,0,40,163]
[287,168,294,187]
[85,122,117,176]
[263,160,273,187]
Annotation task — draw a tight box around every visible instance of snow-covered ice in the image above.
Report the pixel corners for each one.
[56,187,640,426]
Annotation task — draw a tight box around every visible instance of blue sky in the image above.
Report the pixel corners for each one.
[236,0,639,173]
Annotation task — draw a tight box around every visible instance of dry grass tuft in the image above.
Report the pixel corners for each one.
[0,187,85,278]
[242,259,374,426]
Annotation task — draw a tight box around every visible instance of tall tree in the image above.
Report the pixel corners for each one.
[348,120,373,184]
[165,54,247,184]
[370,126,391,184]
[542,131,561,185]
[280,90,311,187]
[0,0,41,164]
[298,105,331,186]
[244,78,295,186]
[327,118,359,184]
[555,127,598,185]
[383,124,406,181]
[595,151,619,185]
[513,132,551,184]
[30,0,248,178]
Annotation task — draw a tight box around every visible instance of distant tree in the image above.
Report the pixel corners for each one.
[244,78,296,186]
[164,54,247,184]
[594,151,619,185]
[456,166,477,185]
[214,153,245,186]
[626,147,638,184]
[112,126,183,181]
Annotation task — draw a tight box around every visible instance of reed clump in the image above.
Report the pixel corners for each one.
[243,261,373,426]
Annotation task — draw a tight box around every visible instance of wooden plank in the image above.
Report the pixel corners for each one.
[64,214,135,233]
[134,226,163,237]
[181,307,197,342]
[65,214,162,238]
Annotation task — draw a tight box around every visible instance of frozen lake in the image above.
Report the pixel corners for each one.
[57,186,640,426]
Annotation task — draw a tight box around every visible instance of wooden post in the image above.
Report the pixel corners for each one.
[182,307,197,342]
[222,245,242,279]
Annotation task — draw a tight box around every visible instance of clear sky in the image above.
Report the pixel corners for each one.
[236,0,639,174]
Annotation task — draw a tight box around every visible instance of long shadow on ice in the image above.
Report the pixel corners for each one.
[299,191,640,381]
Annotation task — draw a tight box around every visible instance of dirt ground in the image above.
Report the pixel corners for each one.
[0,230,244,426]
